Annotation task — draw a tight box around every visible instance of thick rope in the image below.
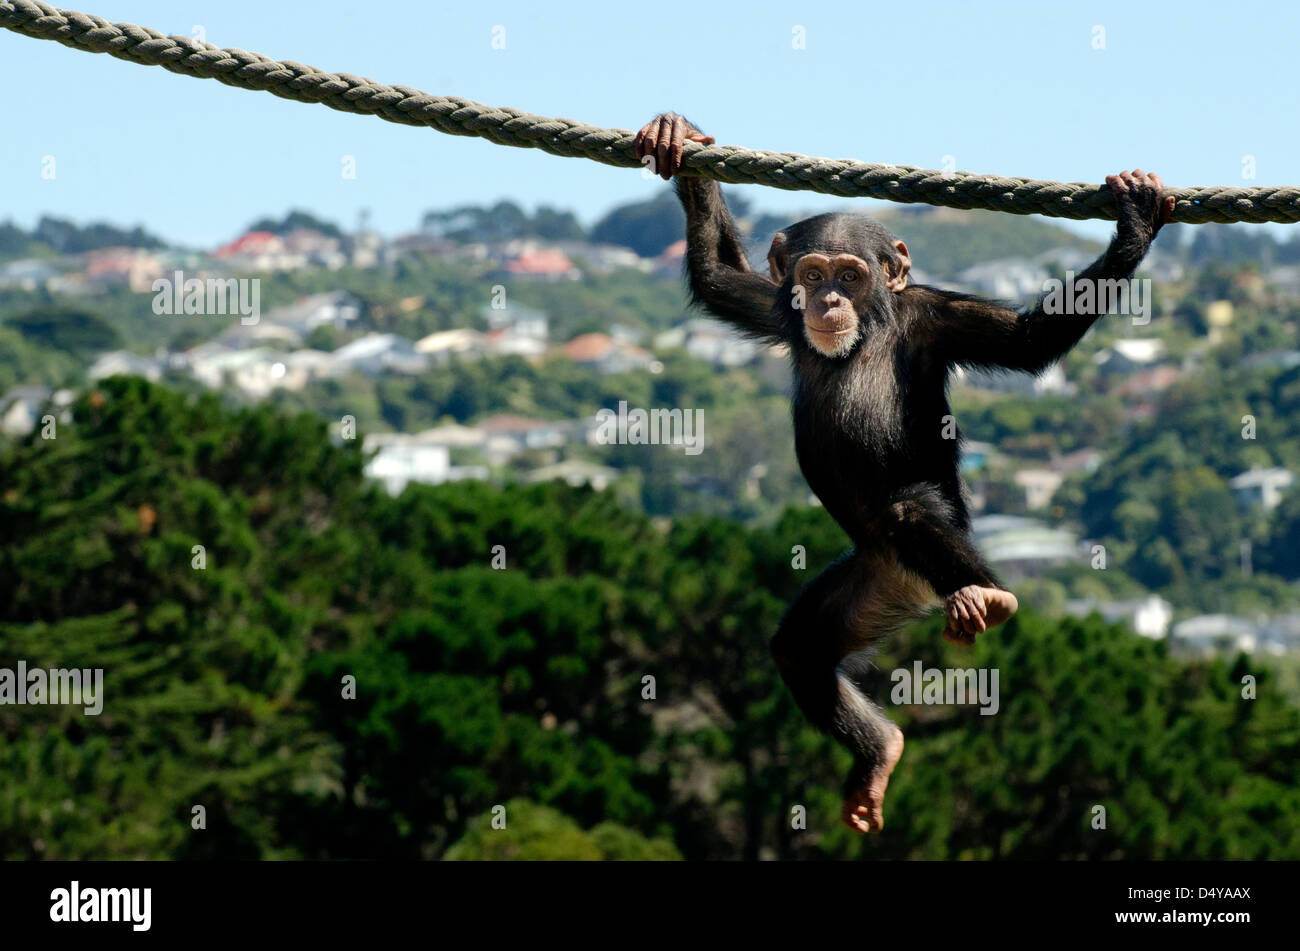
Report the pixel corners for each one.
[3,1,1297,225]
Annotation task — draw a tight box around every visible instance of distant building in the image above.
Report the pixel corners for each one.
[363,432,488,493]
[1229,467,1295,511]
[1093,338,1165,375]
[1,385,53,437]
[1171,614,1260,655]
[280,350,336,390]
[558,242,647,275]
[332,333,428,375]
[365,443,450,494]
[479,414,574,454]
[212,231,304,271]
[415,328,489,362]
[281,228,346,270]
[88,350,164,382]
[188,347,290,397]
[82,246,164,292]
[1013,468,1065,510]
[561,333,658,374]
[0,258,60,291]
[525,460,620,491]
[970,514,1079,572]
[955,363,1074,397]
[486,327,548,358]
[1051,447,1102,477]
[654,239,686,277]
[960,440,997,473]
[654,318,760,368]
[1115,364,1181,397]
[1259,613,1300,655]
[481,303,548,340]
[1063,595,1174,640]
[505,248,580,280]
[263,290,362,334]
[955,258,1050,299]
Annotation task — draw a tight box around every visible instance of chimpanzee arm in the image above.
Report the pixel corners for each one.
[675,177,784,339]
[636,113,783,341]
[917,170,1174,373]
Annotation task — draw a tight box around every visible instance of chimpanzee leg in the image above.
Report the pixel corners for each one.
[770,550,934,832]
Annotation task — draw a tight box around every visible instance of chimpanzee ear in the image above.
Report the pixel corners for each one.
[884,239,911,292]
[768,232,789,282]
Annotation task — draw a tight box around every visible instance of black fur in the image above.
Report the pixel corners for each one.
[674,172,1160,807]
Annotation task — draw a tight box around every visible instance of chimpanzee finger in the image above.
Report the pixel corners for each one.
[636,121,658,168]
[667,114,688,177]
[655,115,677,180]
[955,598,971,628]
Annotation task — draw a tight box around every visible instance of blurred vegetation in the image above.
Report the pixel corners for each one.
[1,378,1298,860]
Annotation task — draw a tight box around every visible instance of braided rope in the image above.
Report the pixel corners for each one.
[3,0,1298,224]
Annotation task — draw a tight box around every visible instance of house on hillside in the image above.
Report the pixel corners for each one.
[1062,595,1174,640]
[955,258,1049,298]
[504,247,580,280]
[1,385,58,437]
[525,460,620,491]
[88,350,164,382]
[263,291,362,334]
[1171,614,1261,655]
[415,328,489,363]
[655,318,760,368]
[970,514,1079,573]
[83,247,164,292]
[955,363,1073,396]
[1094,338,1165,375]
[281,228,346,270]
[478,414,575,462]
[0,258,61,291]
[1229,467,1295,511]
[331,333,428,375]
[213,231,303,271]
[561,333,658,374]
[362,431,490,493]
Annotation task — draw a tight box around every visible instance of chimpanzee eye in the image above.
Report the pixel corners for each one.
[805,270,822,282]
[841,270,858,282]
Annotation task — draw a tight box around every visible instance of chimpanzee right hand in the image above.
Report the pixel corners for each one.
[634,113,715,181]
[1106,169,1176,241]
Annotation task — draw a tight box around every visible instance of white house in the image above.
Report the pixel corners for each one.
[365,443,451,495]
[332,334,428,375]
[1229,467,1295,511]
[88,350,164,382]
[1063,595,1174,639]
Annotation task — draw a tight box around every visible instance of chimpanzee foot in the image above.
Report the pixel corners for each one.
[841,725,904,834]
[942,585,1018,645]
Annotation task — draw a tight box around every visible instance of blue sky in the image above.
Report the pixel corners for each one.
[2,0,1295,248]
